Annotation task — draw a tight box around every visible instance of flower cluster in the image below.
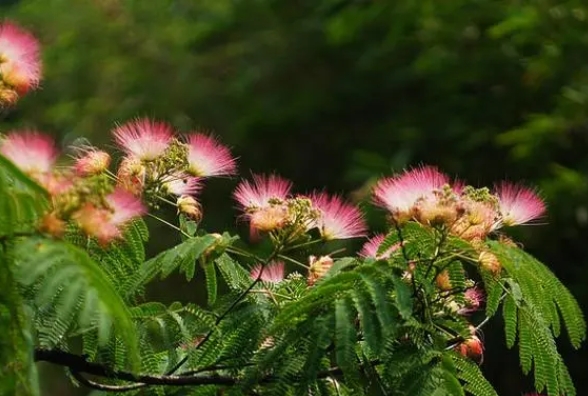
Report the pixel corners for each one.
[0,21,41,105]
[373,165,545,275]
[234,174,366,244]
[0,118,236,245]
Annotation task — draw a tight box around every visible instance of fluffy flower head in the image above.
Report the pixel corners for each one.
[0,21,41,98]
[373,166,449,219]
[459,286,485,315]
[162,173,202,196]
[73,148,111,176]
[359,234,401,260]
[186,133,237,177]
[234,174,292,211]
[113,118,173,161]
[250,261,285,283]
[74,189,145,245]
[106,188,146,225]
[494,182,545,227]
[0,131,58,175]
[311,192,366,240]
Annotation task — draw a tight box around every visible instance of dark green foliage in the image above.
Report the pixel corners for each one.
[489,241,586,395]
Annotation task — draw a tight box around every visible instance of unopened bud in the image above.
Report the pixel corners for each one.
[436,270,452,291]
[74,150,111,176]
[177,195,202,222]
[455,335,484,363]
[478,251,501,275]
[250,205,289,232]
[38,212,66,238]
[116,156,145,196]
[307,255,334,286]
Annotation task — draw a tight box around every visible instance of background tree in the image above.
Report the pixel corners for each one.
[2,0,588,394]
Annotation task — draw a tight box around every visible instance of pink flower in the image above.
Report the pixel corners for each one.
[0,22,41,99]
[113,118,173,160]
[186,134,237,177]
[459,287,485,315]
[310,192,366,240]
[73,148,111,176]
[106,188,147,225]
[233,174,292,211]
[494,182,546,227]
[359,234,401,260]
[373,166,449,220]
[74,188,146,245]
[161,172,202,196]
[0,131,58,175]
[250,261,285,283]
[39,172,74,196]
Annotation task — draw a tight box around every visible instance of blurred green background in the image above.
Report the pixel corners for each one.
[2,0,588,395]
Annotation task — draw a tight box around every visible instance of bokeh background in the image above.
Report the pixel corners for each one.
[2,0,588,395]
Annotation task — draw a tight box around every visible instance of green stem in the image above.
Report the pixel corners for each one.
[277,254,309,270]
[147,213,191,239]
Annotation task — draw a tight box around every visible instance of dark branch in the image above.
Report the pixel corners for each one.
[35,349,237,386]
[35,348,381,391]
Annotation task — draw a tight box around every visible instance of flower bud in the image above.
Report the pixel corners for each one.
[74,150,111,176]
[116,156,145,196]
[478,251,501,275]
[435,269,452,291]
[307,255,334,286]
[455,335,484,363]
[177,195,202,222]
[249,205,289,232]
[38,211,66,238]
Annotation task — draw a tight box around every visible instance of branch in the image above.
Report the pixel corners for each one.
[35,349,237,387]
[35,348,382,391]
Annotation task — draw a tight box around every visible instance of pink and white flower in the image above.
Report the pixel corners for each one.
[113,118,173,161]
[73,148,111,176]
[360,233,401,260]
[161,172,202,196]
[74,187,146,244]
[458,286,485,315]
[186,133,237,177]
[494,182,545,227]
[373,166,449,220]
[0,21,41,98]
[233,174,292,211]
[250,261,285,283]
[310,192,366,240]
[0,131,58,175]
[106,188,147,226]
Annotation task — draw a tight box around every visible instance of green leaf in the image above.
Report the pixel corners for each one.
[13,238,140,369]
[204,262,217,306]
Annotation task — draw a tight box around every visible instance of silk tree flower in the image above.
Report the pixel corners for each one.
[250,261,285,283]
[310,192,367,240]
[234,174,292,211]
[373,166,449,221]
[494,182,546,227]
[359,234,401,260]
[73,148,111,176]
[186,133,237,177]
[113,118,173,161]
[0,22,41,103]
[450,199,498,241]
[0,131,58,175]
[73,188,146,245]
[459,286,485,315]
[161,172,202,196]
[234,174,293,236]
